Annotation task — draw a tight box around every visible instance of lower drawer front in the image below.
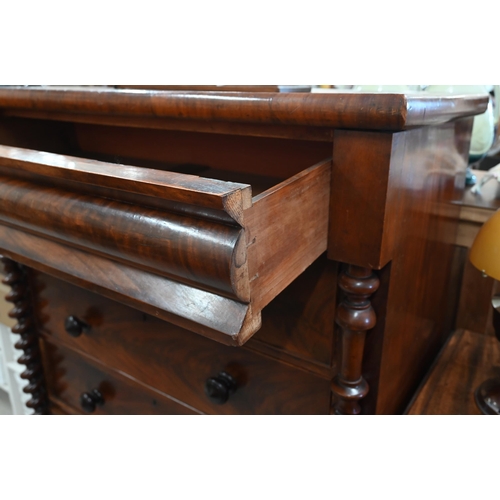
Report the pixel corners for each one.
[35,273,331,415]
[41,340,199,415]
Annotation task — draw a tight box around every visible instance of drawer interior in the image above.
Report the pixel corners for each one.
[0,117,332,195]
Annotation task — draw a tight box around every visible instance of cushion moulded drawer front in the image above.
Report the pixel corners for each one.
[0,145,331,346]
[35,272,332,415]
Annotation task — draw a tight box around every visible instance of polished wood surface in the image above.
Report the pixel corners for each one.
[72,124,331,177]
[249,255,338,376]
[0,87,488,131]
[35,272,331,415]
[0,223,260,345]
[0,144,253,212]
[41,340,200,415]
[0,140,331,345]
[407,329,500,415]
[328,130,394,268]
[328,121,472,414]
[0,169,248,298]
[332,266,379,415]
[245,159,331,310]
[0,88,488,414]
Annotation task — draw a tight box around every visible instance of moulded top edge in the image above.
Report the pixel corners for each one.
[0,86,490,132]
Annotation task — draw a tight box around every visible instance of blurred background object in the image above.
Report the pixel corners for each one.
[469,208,500,414]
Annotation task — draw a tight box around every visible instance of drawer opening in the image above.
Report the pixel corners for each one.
[0,117,332,193]
[0,117,333,347]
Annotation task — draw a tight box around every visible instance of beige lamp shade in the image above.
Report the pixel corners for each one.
[470,209,500,280]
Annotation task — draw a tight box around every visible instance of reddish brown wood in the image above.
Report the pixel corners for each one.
[328,131,394,268]
[41,340,201,415]
[0,224,258,345]
[34,272,331,415]
[0,117,76,155]
[407,330,500,415]
[0,171,249,300]
[329,121,472,414]
[1,257,48,414]
[0,144,253,215]
[0,140,333,346]
[248,256,339,376]
[245,158,331,310]
[331,266,379,415]
[0,88,488,415]
[73,123,331,178]
[0,87,488,131]
[5,110,336,142]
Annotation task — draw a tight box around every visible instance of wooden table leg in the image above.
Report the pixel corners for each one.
[331,265,379,415]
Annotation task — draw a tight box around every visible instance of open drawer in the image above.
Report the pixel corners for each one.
[0,144,331,345]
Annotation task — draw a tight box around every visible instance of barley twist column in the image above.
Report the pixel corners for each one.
[1,256,48,415]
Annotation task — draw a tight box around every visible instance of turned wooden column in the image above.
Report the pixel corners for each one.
[1,256,48,415]
[332,265,379,415]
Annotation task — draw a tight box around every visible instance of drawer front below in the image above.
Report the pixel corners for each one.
[35,273,331,415]
[41,340,200,415]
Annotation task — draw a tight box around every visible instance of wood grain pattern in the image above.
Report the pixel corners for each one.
[329,120,473,415]
[248,255,338,375]
[407,329,500,415]
[0,88,489,415]
[373,122,471,414]
[245,158,331,310]
[331,266,379,415]
[0,144,252,216]
[328,130,394,269]
[0,137,333,344]
[35,272,331,415]
[5,110,336,142]
[0,87,488,131]
[0,172,249,300]
[41,340,201,415]
[0,224,260,345]
[73,123,332,179]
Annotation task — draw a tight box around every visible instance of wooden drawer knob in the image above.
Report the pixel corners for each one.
[80,389,104,413]
[205,372,237,405]
[64,315,90,337]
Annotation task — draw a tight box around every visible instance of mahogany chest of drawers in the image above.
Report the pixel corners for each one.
[0,86,488,414]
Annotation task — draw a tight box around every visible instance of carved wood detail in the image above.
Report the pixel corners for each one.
[332,265,380,415]
[1,256,48,414]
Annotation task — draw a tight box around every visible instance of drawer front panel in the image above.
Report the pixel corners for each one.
[0,172,245,299]
[0,144,331,346]
[35,273,331,415]
[41,340,199,415]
